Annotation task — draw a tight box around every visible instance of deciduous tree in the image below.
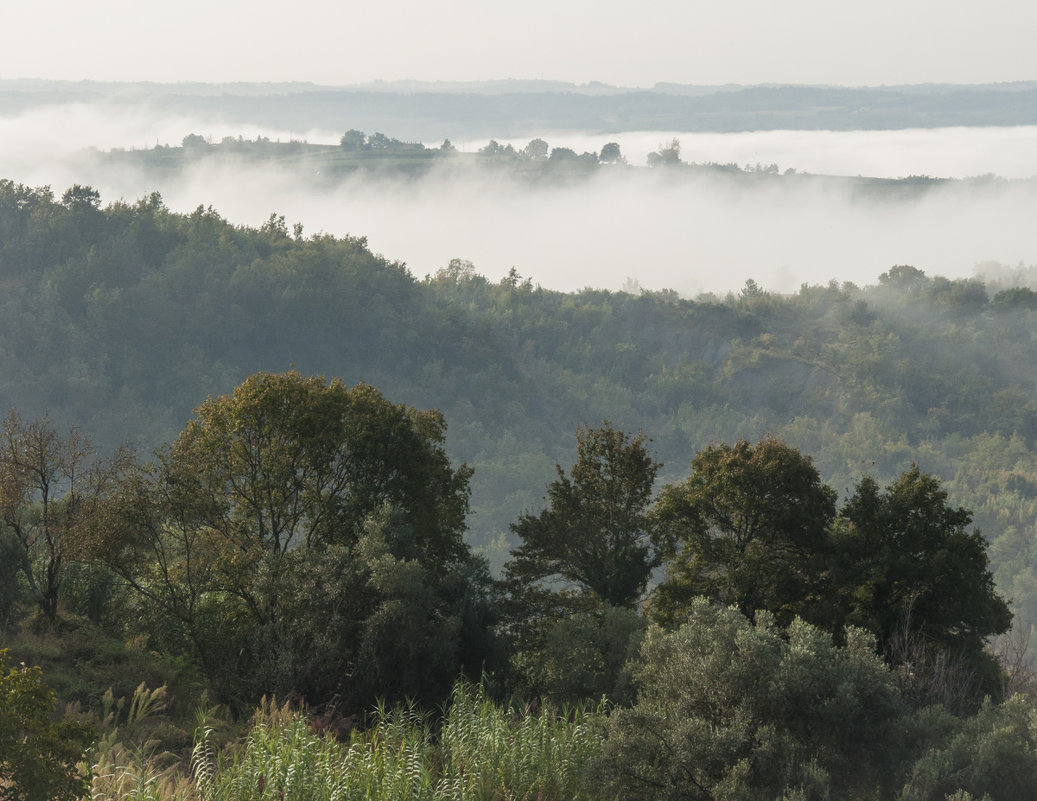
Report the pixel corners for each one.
[596,600,907,801]
[501,424,659,694]
[0,412,130,623]
[650,436,837,627]
[836,466,1012,702]
[88,371,486,707]
[504,423,660,610]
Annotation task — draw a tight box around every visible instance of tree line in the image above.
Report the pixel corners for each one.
[7,177,1037,798]
[4,178,1037,637]
[1,370,1031,800]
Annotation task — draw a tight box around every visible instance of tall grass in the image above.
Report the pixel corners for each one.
[90,683,196,801]
[438,681,601,800]
[87,680,601,801]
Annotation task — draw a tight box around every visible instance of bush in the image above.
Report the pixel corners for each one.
[595,599,909,800]
[900,694,1037,801]
[0,649,93,801]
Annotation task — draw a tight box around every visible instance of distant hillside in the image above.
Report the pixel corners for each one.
[4,179,1037,642]
[3,80,1037,139]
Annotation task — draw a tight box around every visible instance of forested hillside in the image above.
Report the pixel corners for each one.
[6,176,1037,799]
[3,177,1037,624]
[6,80,1037,138]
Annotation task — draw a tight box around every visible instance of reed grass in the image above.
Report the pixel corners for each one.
[87,680,600,801]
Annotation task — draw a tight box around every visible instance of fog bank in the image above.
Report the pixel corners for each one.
[2,105,1036,295]
[499,127,1037,181]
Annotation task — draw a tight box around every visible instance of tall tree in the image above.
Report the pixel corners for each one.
[836,466,1012,703]
[651,436,838,627]
[504,422,661,611]
[501,423,659,696]
[0,412,130,622]
[86,371,488,707]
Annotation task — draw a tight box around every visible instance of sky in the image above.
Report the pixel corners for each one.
[5,0,1037,87]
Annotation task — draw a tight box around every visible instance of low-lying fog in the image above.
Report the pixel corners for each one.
[3,104,1036,295]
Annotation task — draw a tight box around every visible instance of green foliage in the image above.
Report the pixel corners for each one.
[10,175,1037,798]
[167,370,471,568]
[991,286,1037,311]
[899,695,1037,801]
[536,605,645,705]
[5,177,1037,677]
[504,423,660,609]
[837,467,1012,704]
[502,423,658,693]
[651,436,838,628]
[88,371,491,710]
[650,437,1009,710]
[596,600,908,801]
[0,649,93,801]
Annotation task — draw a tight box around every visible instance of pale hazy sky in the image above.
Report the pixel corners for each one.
[5,0,1037,87]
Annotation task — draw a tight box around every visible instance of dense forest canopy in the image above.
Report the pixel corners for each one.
[0,379,1028,801]
[3,178,1037,602]
[5,173,1037,798]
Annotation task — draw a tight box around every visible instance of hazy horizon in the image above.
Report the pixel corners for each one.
[4,153,1034,298]
[2,92,1036,297]
[5,1,1037,87]
[5,0,1037,299]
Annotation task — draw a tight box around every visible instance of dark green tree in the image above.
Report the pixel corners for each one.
[548,147,578,161]
[523,138,549,159]
[87,371,488,707]
[504,422,660,610]
[879,263,928,290]
[836,467,1012,703]
[599,142,624,164]
[992,286,1037,311]
[339,129,367,150]
[651,436,838,627]
[167,370,471,582]
[59,184,101,211]
[180,133,208,149]
[501,423,659,696]
[899,695,1037,801]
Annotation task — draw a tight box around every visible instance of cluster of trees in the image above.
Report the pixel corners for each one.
[0,377,1013,713]
[107,125,968,182]
[477,137,623,165]
[0,374,1028,799]
[503,427,1011,707]
[5,179,1037,797]
[595,599,1037,801]
[4,179,1037,638]
[1,373,495,710]
[338,128,428,152]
